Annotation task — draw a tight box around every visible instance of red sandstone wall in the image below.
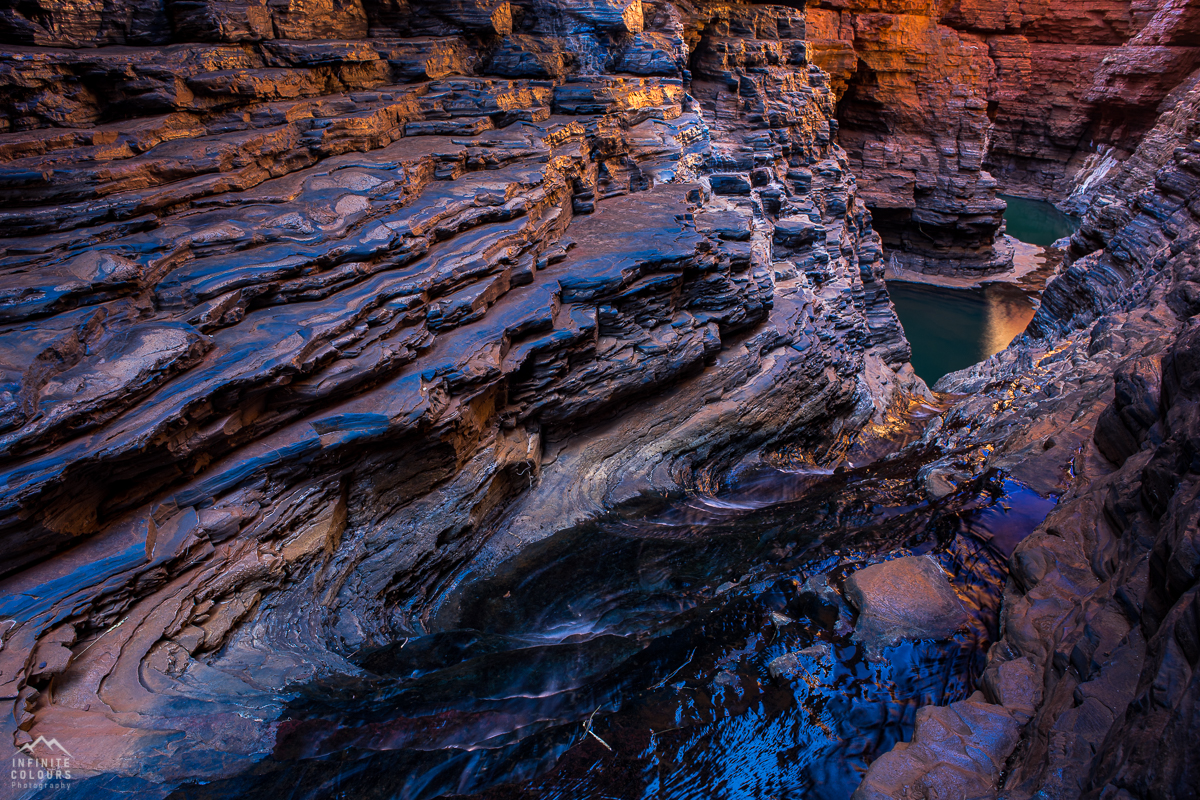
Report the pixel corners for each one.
[808,0,1200,205]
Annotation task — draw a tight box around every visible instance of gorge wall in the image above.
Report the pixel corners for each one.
[805,0,1200,275]
[856,69,1200,800]
[0,0,1197,799]
[0,0,926,793]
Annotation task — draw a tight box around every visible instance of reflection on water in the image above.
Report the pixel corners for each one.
[887,196,1078,387]
[889,282,1035,385]
[1000,195,1079,248]
[154,454,1056,800]
[981,286,1036,356]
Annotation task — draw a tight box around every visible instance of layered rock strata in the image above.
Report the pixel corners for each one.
[805,0,1200,276]
[807,0,1010,277]
[856,66,1200,800]
[0,0,926,791]
[1,0,1198,797]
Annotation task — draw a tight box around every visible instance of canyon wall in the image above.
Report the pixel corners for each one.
[0,0,926,791]
[857,64,1200,800]
[807,0,1009,277]
[805,0,1200,275]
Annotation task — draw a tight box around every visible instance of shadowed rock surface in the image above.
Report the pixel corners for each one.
[0,0,1197,799]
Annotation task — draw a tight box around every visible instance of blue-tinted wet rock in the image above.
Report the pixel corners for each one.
[768,642,834,680]
[844,556,969,656]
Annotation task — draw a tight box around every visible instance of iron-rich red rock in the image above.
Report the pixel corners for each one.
[0,0,1196,797]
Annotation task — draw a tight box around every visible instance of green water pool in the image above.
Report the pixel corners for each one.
[889,196,1079,385]
[999,194,1079,247]
[890,282,1035,386]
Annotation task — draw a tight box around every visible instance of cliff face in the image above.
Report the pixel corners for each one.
[0,0,925,790]
[857,72,1200,800]
[984,0,1200,207]
[805,0,1200,276]
[807,0,1009,277]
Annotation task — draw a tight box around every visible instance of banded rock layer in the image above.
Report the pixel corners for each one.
[806,0,1200,276]
[0,0,922,793]
[1,0,1198,798]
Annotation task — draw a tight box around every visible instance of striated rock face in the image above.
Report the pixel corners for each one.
[987,0,1200,208]
[0,0,1196,797]
[0,0,930,792]
[805,0,1200,276]
[807,0,1010,277]
[856,63,1200,800]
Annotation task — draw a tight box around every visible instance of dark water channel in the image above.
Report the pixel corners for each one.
[163,449,1056,800]
[890,196,1080,385]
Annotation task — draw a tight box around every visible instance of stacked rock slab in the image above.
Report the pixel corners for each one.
[0,0,923,789]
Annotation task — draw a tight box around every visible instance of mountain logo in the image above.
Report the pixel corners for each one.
[17,736,72,758]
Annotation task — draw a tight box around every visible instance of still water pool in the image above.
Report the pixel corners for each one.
[999,194,1079,247]
[891,196,1079,386]
[889,282,1035,386]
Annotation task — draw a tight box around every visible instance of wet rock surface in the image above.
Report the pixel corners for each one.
[0,0,1197,799]
[844,555,970,656]
[0,0,931,795]
[441,465,1031,800]
[853,691,1024,800]
[854,59,1200,800]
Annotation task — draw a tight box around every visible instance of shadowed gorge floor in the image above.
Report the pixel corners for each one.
[142,450,1052,800]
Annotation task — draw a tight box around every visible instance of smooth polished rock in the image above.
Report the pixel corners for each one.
[844,555,969,655]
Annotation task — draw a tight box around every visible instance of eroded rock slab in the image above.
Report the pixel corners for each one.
[0,0,926,792]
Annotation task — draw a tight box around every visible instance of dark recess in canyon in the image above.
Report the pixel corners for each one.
[0,0,1197,799]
